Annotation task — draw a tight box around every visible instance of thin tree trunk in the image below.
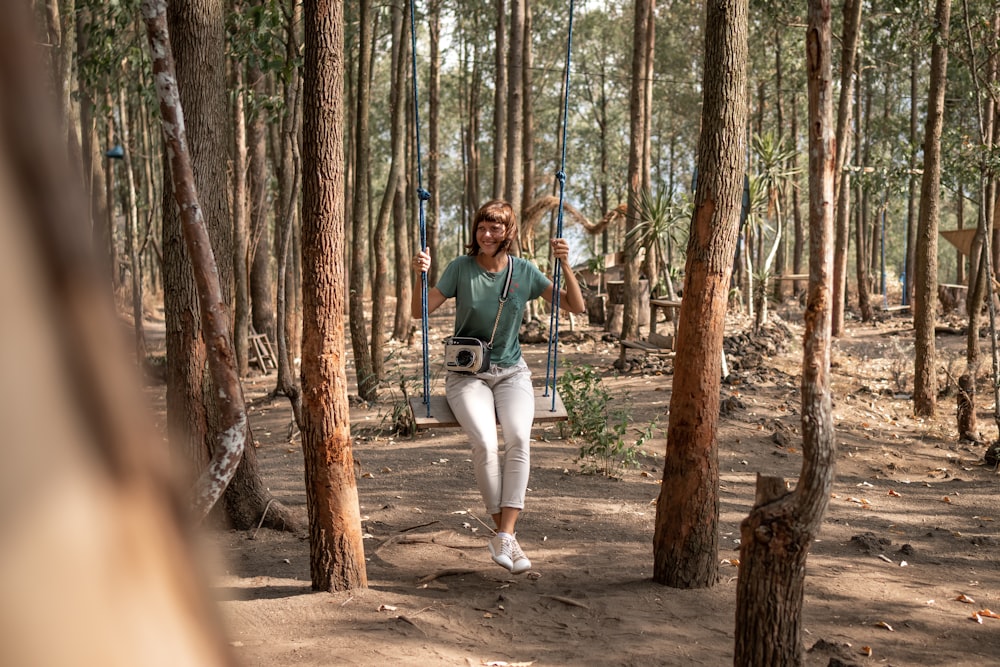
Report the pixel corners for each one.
[247,58,275,344]
[734,3,836,663]
[914,0,952,417]
[118,84,148,363]
[493,0,506,199]
[232,61,250,376]
[504,0,524,227]
[392,0,412,342]
[831,0,863,336]
[427,0,441,285]
[653,0,748,588]
[301,0,368,592]
[349,0,377,403]
[621,0,651,342]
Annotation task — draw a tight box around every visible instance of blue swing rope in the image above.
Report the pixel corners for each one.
[408,0,431,417]
[543,0,576,411]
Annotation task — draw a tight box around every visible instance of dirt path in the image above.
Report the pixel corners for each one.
[198,309,1000,666]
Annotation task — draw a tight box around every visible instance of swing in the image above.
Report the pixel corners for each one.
[406,0,577,430]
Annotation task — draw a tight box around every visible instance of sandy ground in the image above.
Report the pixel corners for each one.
[164,303,1000,667]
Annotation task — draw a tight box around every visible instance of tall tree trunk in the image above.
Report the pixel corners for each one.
[427,0,441,285]
[913,0,951,417]
[652,0,748,588]
[274,0,303,418]
[76,6,111,281]
[831,0,862,336]
[504,0,524,227]
[163,0,294,530]
[492,0,507,199]
[391,0,412,342]
[247,59,275,345]
[854,60,873,322]
[118,84,148,363]
[906,44,919,306]
[232,61,250,376]
[520,0,535,253]
[621,0,651,342]
[791,90,805,295]
[301,0,368,592]
[734,4,837,664]
[142,0,247,520]
[349,0,377,403]
[773,27,788,302]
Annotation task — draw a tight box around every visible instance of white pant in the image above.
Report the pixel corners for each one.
[445,359,534,515]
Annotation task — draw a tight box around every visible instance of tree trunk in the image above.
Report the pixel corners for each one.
[906,45,919,306]
[391,0,412,342]
[427,0,441,285]
[162,0,295,529]
[621,0,651,343]
[914,0,952,417]
[520,0,535,254]
[142,0,246,520]
[493,0,507,199]
[118,84,148,363]
[734,3,837,663]
[653,0,747,588]
[831,0,862,336]
[301,0,368,592]
[232,62,250,376]
[349,0,377,403]
[504,0,524,227]
[247,59,275,345]
[791,90,805,295]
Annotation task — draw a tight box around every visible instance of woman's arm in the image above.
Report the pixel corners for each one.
[542,238,586,314]
[411,247,447,318]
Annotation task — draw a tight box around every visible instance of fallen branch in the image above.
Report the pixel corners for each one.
[416,568,479,585]
[540,595,590,610]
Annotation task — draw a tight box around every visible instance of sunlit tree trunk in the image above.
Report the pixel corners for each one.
[914,0,952,417]
[653,0,747,588]
[301,0,368,591]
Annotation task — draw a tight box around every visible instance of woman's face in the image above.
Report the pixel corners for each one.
[475,221,508,255]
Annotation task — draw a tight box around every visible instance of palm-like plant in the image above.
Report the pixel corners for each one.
[625,187,690,299]
[748,131,800,331]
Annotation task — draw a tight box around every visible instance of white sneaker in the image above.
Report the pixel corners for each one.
[488,534,514,571]
[509,536,532,574]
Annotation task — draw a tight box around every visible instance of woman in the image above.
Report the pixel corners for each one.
[411,199,585,574]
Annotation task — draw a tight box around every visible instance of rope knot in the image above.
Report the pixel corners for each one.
[556,171,566,183]
[417,188,431,201]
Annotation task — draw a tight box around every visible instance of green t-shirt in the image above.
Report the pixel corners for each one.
[436,255,550,367]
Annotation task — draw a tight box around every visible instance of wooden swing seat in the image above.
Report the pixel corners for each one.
[409,388,567,430]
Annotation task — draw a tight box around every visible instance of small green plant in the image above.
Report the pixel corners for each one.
[558,364,656,477]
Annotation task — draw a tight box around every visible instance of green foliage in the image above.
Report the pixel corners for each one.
[558,364,656,478]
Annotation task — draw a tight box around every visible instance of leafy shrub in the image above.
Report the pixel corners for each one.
[558,364,656,477]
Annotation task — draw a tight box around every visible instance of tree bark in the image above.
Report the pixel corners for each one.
[504,0,524,227]
[831,0,862,336]
[734,3,837,663]
[247,57,275,345]
[427,0,442,285]
[349,0,377,403]
[160,0,295,529]
[913,0,952,417]
[142,0,246,520]
[492,0,506,199]
[231,61,250,376]
[621,0,651,342]
[653,0,747,588]
[391,0,412,342]
[301,0,368,592]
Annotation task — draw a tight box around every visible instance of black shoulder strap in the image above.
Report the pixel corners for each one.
[500,256,514,301]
